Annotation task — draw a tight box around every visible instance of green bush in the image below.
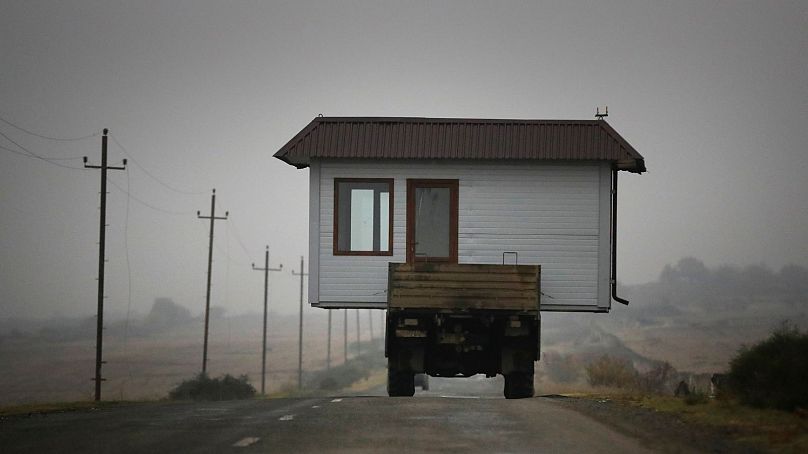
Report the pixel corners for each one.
[585,355,638,388]
[727,323,808,411]
[307,349,385,391]
[169,373,256,401]
[684,389,709,405]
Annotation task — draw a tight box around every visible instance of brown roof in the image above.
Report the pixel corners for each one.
[274,117,645,173]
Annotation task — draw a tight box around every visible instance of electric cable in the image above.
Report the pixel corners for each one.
[227,217,256,263]
[109,133,207,196]
[108,178,193,216]
[0,130,85,169]
[0,115,100,141]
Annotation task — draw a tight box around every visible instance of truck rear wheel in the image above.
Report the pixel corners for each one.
[504,372,534,399]
[387,367,415,397]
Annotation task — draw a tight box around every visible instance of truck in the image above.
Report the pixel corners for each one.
[386,262,540,398]
[273,116,645,398]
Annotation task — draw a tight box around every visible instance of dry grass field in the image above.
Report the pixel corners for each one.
[0,310,384,405]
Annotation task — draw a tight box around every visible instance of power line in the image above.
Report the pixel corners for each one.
[227,218,255,263]
[0,143,83,161]
[213,236,251,267]
[0,115,100,142]
[0,130,84,170]
[109,133,207,196]
[108,178,192,216]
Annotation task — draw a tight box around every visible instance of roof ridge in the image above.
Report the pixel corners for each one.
[314,116,602,124]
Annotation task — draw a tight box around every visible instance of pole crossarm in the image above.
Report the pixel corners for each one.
[252,245,282,395]
[84,164,127,170]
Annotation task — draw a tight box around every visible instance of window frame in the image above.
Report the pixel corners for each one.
[333,177,395,256]
[406,179,459,264]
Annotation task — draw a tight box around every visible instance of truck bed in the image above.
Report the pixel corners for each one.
[388,263,540,312]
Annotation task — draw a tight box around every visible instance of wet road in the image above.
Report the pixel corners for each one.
[1,377,653,453]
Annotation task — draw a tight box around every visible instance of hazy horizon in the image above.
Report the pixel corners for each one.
[2,1,806,319]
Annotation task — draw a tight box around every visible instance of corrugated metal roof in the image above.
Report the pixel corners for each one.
[274,117,645,173]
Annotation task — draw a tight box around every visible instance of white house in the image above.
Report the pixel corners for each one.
[274,117,645,313]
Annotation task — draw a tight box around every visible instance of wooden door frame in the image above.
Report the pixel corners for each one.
[406,179,459,264]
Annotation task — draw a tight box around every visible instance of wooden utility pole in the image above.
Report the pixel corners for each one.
[326,310,332,370]
[197,189,228,374]
[356,309,361,357]
[380,310,385,340]
[368,309,374,341]
[84,128,126,402]
[343,309,348,364]
[252,246,282,395]
[291,256,308,390]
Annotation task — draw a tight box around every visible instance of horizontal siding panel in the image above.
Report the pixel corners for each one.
[318,160,605,309]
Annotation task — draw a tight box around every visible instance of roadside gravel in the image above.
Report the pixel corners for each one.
[546,395,761,454]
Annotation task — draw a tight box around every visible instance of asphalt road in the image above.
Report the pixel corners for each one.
[1,376,653,453]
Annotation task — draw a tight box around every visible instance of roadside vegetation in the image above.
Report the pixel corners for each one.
[169,373,256,401]
[563,324,808,452]
[727,323,808,411]
[268,340,386,398]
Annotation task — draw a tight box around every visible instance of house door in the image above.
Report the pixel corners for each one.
[406,179,458,263]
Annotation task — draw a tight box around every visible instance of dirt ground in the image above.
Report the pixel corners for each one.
[550,396,762,454]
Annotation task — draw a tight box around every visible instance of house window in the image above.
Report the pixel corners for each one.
[334,178,393,255]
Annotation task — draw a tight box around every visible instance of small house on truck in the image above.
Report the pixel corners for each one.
[274,117,645,398]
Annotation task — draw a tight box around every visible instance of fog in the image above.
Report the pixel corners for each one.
[1,0,806,321]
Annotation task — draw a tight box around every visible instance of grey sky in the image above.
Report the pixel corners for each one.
[1,1,806,319]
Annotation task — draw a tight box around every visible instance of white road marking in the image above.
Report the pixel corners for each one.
[440,395,480,399]
[330,398,343,402]
[279,414,295,421]
[232,437,260,448]
[311,405,320,408]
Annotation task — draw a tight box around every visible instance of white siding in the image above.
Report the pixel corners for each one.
[315,159,612,312]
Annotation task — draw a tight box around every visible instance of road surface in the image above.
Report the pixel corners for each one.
[1,376,653,453]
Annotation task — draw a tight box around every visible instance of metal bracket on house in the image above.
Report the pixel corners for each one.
[274,116,645,398]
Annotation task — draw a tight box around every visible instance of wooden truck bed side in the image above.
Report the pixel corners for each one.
[388,263,540,312]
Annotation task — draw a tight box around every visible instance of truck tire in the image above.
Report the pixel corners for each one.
[387,368,415,397]
[504,372,534,399]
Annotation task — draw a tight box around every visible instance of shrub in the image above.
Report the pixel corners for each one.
[542,351,582,384]
[637,362,675,394]
[727,323,808,411]
[585,355,637,388]
[169,373,256,401]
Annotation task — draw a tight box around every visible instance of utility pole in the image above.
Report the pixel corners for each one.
[197,189,228,375]
[291,256,308,390]
[343,309,348,364]
[326,310,332,370]
[356,309,361,357]
[368,309,374,342]
[252,246,282,395]
[380,310,385,340]
[84,128,126,402]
